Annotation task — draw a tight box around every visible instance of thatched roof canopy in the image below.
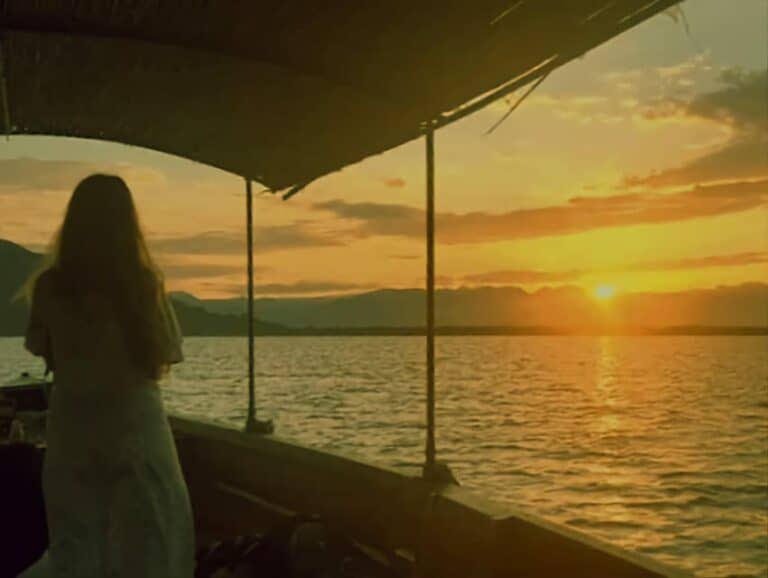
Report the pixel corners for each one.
[0,1,679,192]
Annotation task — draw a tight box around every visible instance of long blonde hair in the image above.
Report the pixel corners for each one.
[26,174,169,379]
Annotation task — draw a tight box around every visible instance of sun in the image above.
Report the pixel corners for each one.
[594,284,617,301]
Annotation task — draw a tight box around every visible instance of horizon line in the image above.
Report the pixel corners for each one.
[172,281,768,301]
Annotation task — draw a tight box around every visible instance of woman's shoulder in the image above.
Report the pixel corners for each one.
[138,264,164,291]
[31,267,56,300]
[30,267,72,309]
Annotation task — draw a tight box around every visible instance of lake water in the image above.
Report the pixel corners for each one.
[1,335,766,577]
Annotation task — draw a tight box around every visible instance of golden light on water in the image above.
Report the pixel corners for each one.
[594,284,617,301]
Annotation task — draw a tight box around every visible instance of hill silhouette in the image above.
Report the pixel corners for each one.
[171,284,768,331]
[0,240,41,336]
[1,238,766,335]
[0,239,285,336]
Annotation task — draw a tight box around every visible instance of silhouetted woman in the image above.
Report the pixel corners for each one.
[21,175,194,577]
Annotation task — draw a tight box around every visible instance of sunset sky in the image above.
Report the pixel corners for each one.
[0,0,766,299]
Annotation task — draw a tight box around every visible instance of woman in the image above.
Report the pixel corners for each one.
[21,174,194,577]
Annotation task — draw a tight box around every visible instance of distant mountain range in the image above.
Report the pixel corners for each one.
[0,240,39,336]
[2,239,766,336]
[171,284,768,332]
[0,239,283,336]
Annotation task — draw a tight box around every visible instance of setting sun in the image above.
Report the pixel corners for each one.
[594,284,617,301]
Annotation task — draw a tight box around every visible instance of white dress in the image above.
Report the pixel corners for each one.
[21,279,194,578]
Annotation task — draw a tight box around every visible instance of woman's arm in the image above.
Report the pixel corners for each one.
[159,290,184,365]
[24,274,55,374]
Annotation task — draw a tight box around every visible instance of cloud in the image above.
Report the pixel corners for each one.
[315,179,768,244]
[152,231,243,254]
[631,68,767,188]
[462,252,768,286]
[251,281,370,296]
[0,158,165,194]
[639,66,765,129]
[685,69,767,131]
[252,225,343,251]
[625,138,768,188]
[158,261,268,279]
[617,252,768,272]
[188,280,246,297]
[435,275,457,287]
[464,269,581,284]
[384,177,406,188]
[151,225,343,255]
[314,200,422,238]
[545,55,711,125]
[523,94,611,124]
[603,69,644,93]
[183,279,371,298]
[656,61,702,81]
[316,200,417,223]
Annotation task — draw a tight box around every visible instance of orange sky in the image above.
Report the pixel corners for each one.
[0,0,766,299]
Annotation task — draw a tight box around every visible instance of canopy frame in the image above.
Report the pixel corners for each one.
[0,0,684,192]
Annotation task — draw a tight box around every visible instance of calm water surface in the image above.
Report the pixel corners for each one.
[1,335,766,577]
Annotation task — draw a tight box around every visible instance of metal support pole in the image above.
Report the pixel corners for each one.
[425,127,436,470]
[244,178,273,434]
[245,178,256,427]
[0,35,11,140]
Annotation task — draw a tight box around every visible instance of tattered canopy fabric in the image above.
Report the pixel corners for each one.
[0,1,679,192]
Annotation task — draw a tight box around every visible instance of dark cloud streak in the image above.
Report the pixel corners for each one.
[315,179,768,244]
[626,138,768,188]
[462,251,768,285]
[152,225,344,255]
[384,178,406,188]
[251,281,370,296]
[158,262,269,279]
[632,68,767,188]
[464,269,581,284]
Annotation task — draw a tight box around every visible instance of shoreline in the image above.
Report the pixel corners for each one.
[4,327,764,338]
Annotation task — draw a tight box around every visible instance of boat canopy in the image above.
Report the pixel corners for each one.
[0,0,677,192]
